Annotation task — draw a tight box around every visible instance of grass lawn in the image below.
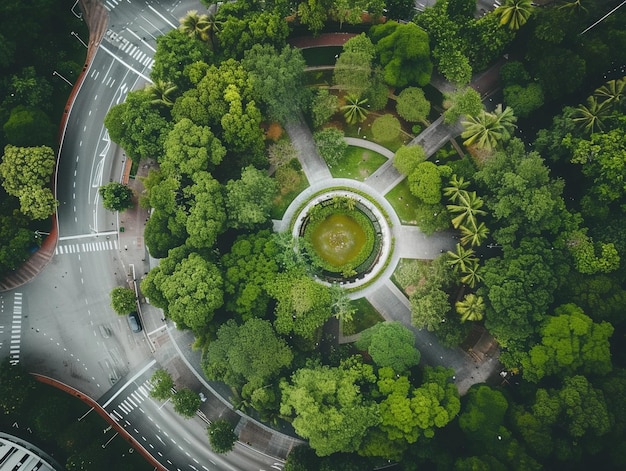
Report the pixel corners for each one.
[385,179,421,225]
[271,167,310,219]
[330,146,388,181]
[342,297,384,335]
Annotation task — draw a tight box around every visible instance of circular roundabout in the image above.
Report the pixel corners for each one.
[290,188,394,291]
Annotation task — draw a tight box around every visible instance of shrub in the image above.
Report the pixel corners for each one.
[372,114,401,143]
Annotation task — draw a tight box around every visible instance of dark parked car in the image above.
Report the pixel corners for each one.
[128,311,142,333]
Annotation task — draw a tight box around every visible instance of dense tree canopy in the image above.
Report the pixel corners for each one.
[356,322,421,373]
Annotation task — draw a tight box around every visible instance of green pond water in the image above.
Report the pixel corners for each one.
[310,213,366,267]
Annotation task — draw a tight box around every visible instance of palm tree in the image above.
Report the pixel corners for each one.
[460,260,483,288]
[459,221,490,247]
[495,0,533,30]
[461,104,517,151]
[572,96,611,134]
[559,0,587,14]
[204,13,222,49]
[447,190,487,229]
[444,174,470,203]
[446,243,478,274]
[341,94,369,124]
[455,293,485,322]
[594,78,625,110]
[146,80,178,107]
[179,10,211,42]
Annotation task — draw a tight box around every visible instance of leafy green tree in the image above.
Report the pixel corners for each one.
[455,293,485,322]
[202,318,293,390]
[3,105,54,147]
[185,172,226,249]
[480,238,563,349]
[162,118,225,177]
[396,87,431,124]
[531,47,585,101]
[222,230,279,320]
[437,48,473,86]
[268,140,297,168]
[572,96,611,134]
[146,79,178,107]
[141,251,223,332]
[519,304,613,382]
[370,21,433,88]
[474,139,568,245]
[0,358,36,415]
[109,287,136,315]
[268,268,334,343]
[310,89,338,128]
[149,369,174,401]
[172,388,201,418]
[443,87,482,124]
[393,145,427,176]
[217,10,289,59]
[313,128,348,167]
[410,288,450,332]
[98,182,133,212]
[569,127,626,203]
[280,359,379,456]
[341,95,369,125]
[495,0,533,30]
[0,144,57,219]
[225,166,277,230]
[150,29,213,89]
[356,322,420,373]
[284,445,320,471]
[242,44,309,123]
[297,0,331,34]
[208,420,238,453]
[372,114,401,143]
[333,33,376,96]
[459,385,509,453]
[503,83,544,118]
[0,207,36,277]
[104,89,172,163]
[566,229,620,274]
[384,0,417,19]
[408,161,450,205]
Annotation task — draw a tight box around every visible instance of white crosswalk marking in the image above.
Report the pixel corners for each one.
[9,293,23,365]
[55,239,118,255]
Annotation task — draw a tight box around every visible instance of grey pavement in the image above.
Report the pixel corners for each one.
[409,115,464,155]
[284,114,332,184]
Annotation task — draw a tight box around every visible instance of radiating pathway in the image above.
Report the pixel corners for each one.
[283,111,501,394]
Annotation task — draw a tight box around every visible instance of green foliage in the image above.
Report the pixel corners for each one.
[268,268,334,342]
[222,230,279,320]
[355,322,420,373]
[202,318,293,390]
[459,385,509,452]
[99,182,134,212]
[393,145,427,176]
[310,89,338,128]
[341,94,369,125]
[461,104,517,152]
[531,47,585,101]
[0,144,57,219]
[455,293,485,322]
[503,83,544,118]
[185,171,227,249]
[162,118,225,177]
[370,21,433,88]
[371,114,401,143]
[149,369,174,401]
[410,288,450,332]
[172,388,201,418]
[314,128,348,167]
[474,139,568,245]
[141,251,223,333]
[396,87,431,123]
[285,445,320,471]
[280,360,379,456]
[494,0,533,31]
[104,89,172,163]
[208,420,238,453]
[0,358,36,415]
[297,0,331,34]
[333,33,376,97]
[480,238,564,349]
[3,105,54,147]
[242,44,309,123]
[109,287,136,315]
[408,161,450,205]
[225,166,277,230]
[566,230,620,274]
[443,87,482,124]
[0,206,36,276]
[519,304,613,382]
